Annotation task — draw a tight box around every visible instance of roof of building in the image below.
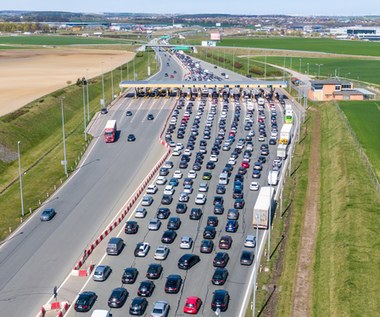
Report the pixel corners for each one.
[311,79,351,86]
[333,89,365,96]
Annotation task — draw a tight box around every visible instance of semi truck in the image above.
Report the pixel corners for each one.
[252,186,275,229]
[104,120,117,143]
[279,123,293,145]
[277,144,288,159]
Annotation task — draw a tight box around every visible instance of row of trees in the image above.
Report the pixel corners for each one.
[0,22,51,33]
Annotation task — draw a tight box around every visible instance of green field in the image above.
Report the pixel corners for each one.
[339,101,380,179]
[0,35,134,46]
[252,56,380,85]
[219,38,380,57]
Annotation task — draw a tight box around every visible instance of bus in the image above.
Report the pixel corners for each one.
[285,109,293,124]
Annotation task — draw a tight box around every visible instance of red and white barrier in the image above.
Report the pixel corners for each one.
[41,301,69,316]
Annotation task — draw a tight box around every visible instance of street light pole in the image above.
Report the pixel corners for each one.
[264,54,267,80]
[17,141,25,217]
[267,183,272,261]
[316,64,323,78]
[86,73,90,122]
[101,62,105,108]
[253,212,260,317]
[60,97,68,177]
[299,58,302,73]
[82,80,87,141]
[111,69,114,101]
[307,63,310,75]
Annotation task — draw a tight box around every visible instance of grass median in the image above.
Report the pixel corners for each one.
[0,50,156,240]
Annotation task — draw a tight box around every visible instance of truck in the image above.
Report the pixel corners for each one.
[277,144,288,159]
[104,120,117,143]
[252,186,275,229]
[285,109,293,124]
[268,170,279,186]
[279,123,293,145]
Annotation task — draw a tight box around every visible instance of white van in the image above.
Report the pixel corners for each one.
[268,170,279,186]
[91,310,112,317]
[219,172,229,185]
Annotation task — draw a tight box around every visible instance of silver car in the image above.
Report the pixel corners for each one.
[151,300,170,317]
[244,235,257,248]
[141,195,153,206]
[154,245,170,260]
[135,207,147,218]
[148,218,162,231]
[93,265,112,282]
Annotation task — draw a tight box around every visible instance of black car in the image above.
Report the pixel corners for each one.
[216,185,226,194]
[258,156,267,163]
[213,196,224,205]
[101,107,108,114]
[240,250,255,266]
[234,198,245,209]
[193,163,202,171]
[189,208,203,220]
[159,167,169,176]
[179,161,188,169]
[146,263,163,279]
[122,267,138,284]
[147,113,154,120]
[203,226,216,239]
[238,167,247,175]
[165,274,183,294]
[128,134,136,142]
[213,204,224,215]
[108,287,129,308]
[206,161,216,169]
[207,216,219,227]
[233,188,244,199]
[213,252,230,268]
[211,290,230,312]
[161,195,173,205]
[129,297,148,316]
[167,217,181,230]
[178,254,200,270]
[125,221,139,234]
[126,110,133,116]
[200,239,214,253]
[137,280,155,297]
[157,207,171,219]
[212,268,229,285]
[74,291,98,312]
[176,203,187,214]
[161,230,177,244]
[183,177,193,185]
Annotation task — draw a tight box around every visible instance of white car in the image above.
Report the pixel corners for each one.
[228,157,237,165]
[146,184,158,194]
[156,176,167,185]
[164,161,174,169]
[154,245,169,260]
[172,150,181,156]
[173,170,183,179]
[135,242,150,257]
[148,218,161,231]
[141,195,153,206]
[195,193,206,205]
[187,170,197,179]
[183,149,192,156]
[209,154,218,162]
[176,143,184,150]
[135,207,147,218]
[180,236,193,249]
[244,235,257,248]
[164,185,175,195]
[168,141,176,147]
[199,182,208,192]
[151,301,169,317]
[183,184,193,194]
[179,192,189,202]
[250,182,260,191]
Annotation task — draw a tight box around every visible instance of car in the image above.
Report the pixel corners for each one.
[146,263,163,279]
[195,193,206,205]
[169,178,179,187]
[234,198,245,209]
[129,297,148,315]
[141,195,153,206]
[203,226,216,239]
[213,196,224,205]
[156,176,167,185]
[74,291,98,312]
[199,182,208,192]
[178,254,200,270]
[163,185,175,195]
[258,156,267,163]
[134,242,150,257]
[216,184,226,194]
[200,239,214,253]
[161,194,173,205]
[213,252,230,267]
[172,150,181,156]
[183,296,202,314]
[244,235,257,248]
[207,216,219,227]
[176,202,187,214]
[148,218,161,231]
[125,221,139,234]
[269,138,277,145]
[227,208,239,220]
[165,274,183,294]
[154,245,170,260]
[183,184,193,194]
[137,280,155,297]
[233,187,244,199]
[159,167,169,176]
[126,110,133,116]
[151,300,170,317]
[40,208,56,221]
[157,207,171,219]
[167,216,181,230]
[225,219,239,232]
[180,236,193,249]
[211,290,230,312]
[122,267,138,284]
[219,235,232,249]
[214,204,224,215]
[210,154,218,162]
[211,268,229,286]
[254,162,263,170]
[108,287,128,308]
[147,113,154,120]
[189,208,202,220]
[173,170,183,179]
[240,250,255,265]
[206,161,216,169]
[128,134,136,142]
[188,170,197,178]
[135,207,147,218]
[250,181,260,191]
[93,265,112,282]
[101,107,108,114]
[183,177,193,185]
[161,230,177,244]
[179,191,189,202]
[202,172,212,180]
[147,184,158,194]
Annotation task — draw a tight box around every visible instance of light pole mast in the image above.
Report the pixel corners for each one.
[61,97,68,177]
[17,141,25,217]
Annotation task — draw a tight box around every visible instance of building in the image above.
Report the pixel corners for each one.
[308,80,375,101]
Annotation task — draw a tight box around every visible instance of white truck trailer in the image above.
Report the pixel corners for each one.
[277,144,288,159]
[252,186,275,229]
[279,123,293,145]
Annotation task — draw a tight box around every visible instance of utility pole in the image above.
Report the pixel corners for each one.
[111,69,114,101]
[101,62,105,109]
[264,54,267,80]
[17,141,25,217]
[82,80,87,141]
[86,74,90,122]
[60,97,68,177]
[267,183,272,261]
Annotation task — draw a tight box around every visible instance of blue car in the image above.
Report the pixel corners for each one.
[169,178,179,187]
[225,220,239,233]
[40,208,56,221]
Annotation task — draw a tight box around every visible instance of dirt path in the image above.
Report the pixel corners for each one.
[291,109,320,317]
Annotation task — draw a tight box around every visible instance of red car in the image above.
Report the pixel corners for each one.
[241,161,249,169]
[184,296,202,314]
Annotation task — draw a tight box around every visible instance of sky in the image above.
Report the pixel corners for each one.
[1,0,379,16]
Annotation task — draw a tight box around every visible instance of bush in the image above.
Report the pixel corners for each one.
[234,61,243,69]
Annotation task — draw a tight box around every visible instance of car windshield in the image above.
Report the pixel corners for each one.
[153,308,163,313]
[76,298,88,304]
[186,303,195,307]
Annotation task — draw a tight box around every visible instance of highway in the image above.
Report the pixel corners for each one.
[63,93,285,317]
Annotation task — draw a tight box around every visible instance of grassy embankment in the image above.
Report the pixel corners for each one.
[0,50,156,240]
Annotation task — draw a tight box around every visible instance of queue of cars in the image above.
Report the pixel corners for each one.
[74,88,283,316]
